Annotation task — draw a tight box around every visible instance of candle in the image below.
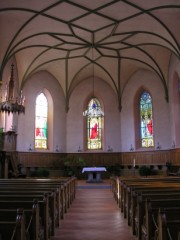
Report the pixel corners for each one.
[133,159,136,168]
[5,82,8,99]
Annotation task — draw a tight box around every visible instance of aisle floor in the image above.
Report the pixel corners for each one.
[51,180,138,240]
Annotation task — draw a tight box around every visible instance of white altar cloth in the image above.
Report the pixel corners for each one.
[82,167,106,182]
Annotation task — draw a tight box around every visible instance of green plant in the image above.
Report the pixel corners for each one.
[114,164,121,176]
[0,128,4,150]
[108,165,121,176]
[166,161,172,171]
[36,168,50,177]
[64,156,85,166]
[139,166,151,177]
[63,156,86,177]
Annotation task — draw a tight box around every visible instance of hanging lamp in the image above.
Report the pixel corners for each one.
[0,64,25,114]
[83,47,104,117]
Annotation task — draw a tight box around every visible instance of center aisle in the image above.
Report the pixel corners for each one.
[51,180,137,240]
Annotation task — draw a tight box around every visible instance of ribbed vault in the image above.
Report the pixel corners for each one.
[0,0,179,110]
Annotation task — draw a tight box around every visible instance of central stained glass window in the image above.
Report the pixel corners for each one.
[87,98,102,149]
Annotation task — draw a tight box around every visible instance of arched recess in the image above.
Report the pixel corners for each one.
[172,72,180,146]
[134,87,154,150]
[17,70,66,152]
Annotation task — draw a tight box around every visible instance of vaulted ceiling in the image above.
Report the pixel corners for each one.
[0,0,180,107]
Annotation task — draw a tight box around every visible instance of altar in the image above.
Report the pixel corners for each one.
[82,167,107,183]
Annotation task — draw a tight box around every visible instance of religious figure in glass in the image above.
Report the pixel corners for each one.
[90,118,98,139]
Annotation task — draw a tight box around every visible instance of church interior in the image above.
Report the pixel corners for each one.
[0,1,180,239]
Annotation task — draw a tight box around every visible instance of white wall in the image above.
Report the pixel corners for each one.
[168,55,180,148]
[13,65,179,153]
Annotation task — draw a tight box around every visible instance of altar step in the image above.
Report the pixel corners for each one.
[77,185,111,189]
[51,179,137,240]
[77,179,111,189]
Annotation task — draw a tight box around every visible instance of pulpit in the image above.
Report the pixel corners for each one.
[82,167,107,183]
[3,131,17,151]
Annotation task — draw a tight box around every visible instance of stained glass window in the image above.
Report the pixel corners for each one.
[86,98,103,149]
[35,93,48,149]
[140,91,154,147]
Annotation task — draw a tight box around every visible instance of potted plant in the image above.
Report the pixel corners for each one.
[0,128,4,150]
[138,166,151,177]
[165,161,173,175]
[32,167,50,177]
[166,161,172,171]
[63,156,86,177]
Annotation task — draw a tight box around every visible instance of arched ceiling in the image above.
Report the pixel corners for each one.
[0,0,180,110]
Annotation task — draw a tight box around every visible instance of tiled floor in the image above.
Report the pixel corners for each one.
[51,180,137,240]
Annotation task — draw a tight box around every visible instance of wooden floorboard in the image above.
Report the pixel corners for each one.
[51,180,137,240]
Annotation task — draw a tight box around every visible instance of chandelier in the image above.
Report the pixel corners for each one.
[0,64,25,114]
[83,47,104,117]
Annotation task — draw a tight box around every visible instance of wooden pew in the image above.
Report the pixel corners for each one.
[0,196,49,239]
[0,178,76,215]
[130,187,180,236]
[0,177,76,239]
[120,177,180,217]
[120,179,159,214]
[110,176,120,204]
[0,189,59,225]
[0,176,76,217]
[0,184,64,222]
[141,198,180,240]
[0,180,66,223]
[121,180,180,221]
[0,202,39,240]
[116,177,180,239]
[1,185,64,221]
[157,207,180,240]
[0,209,26,240]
